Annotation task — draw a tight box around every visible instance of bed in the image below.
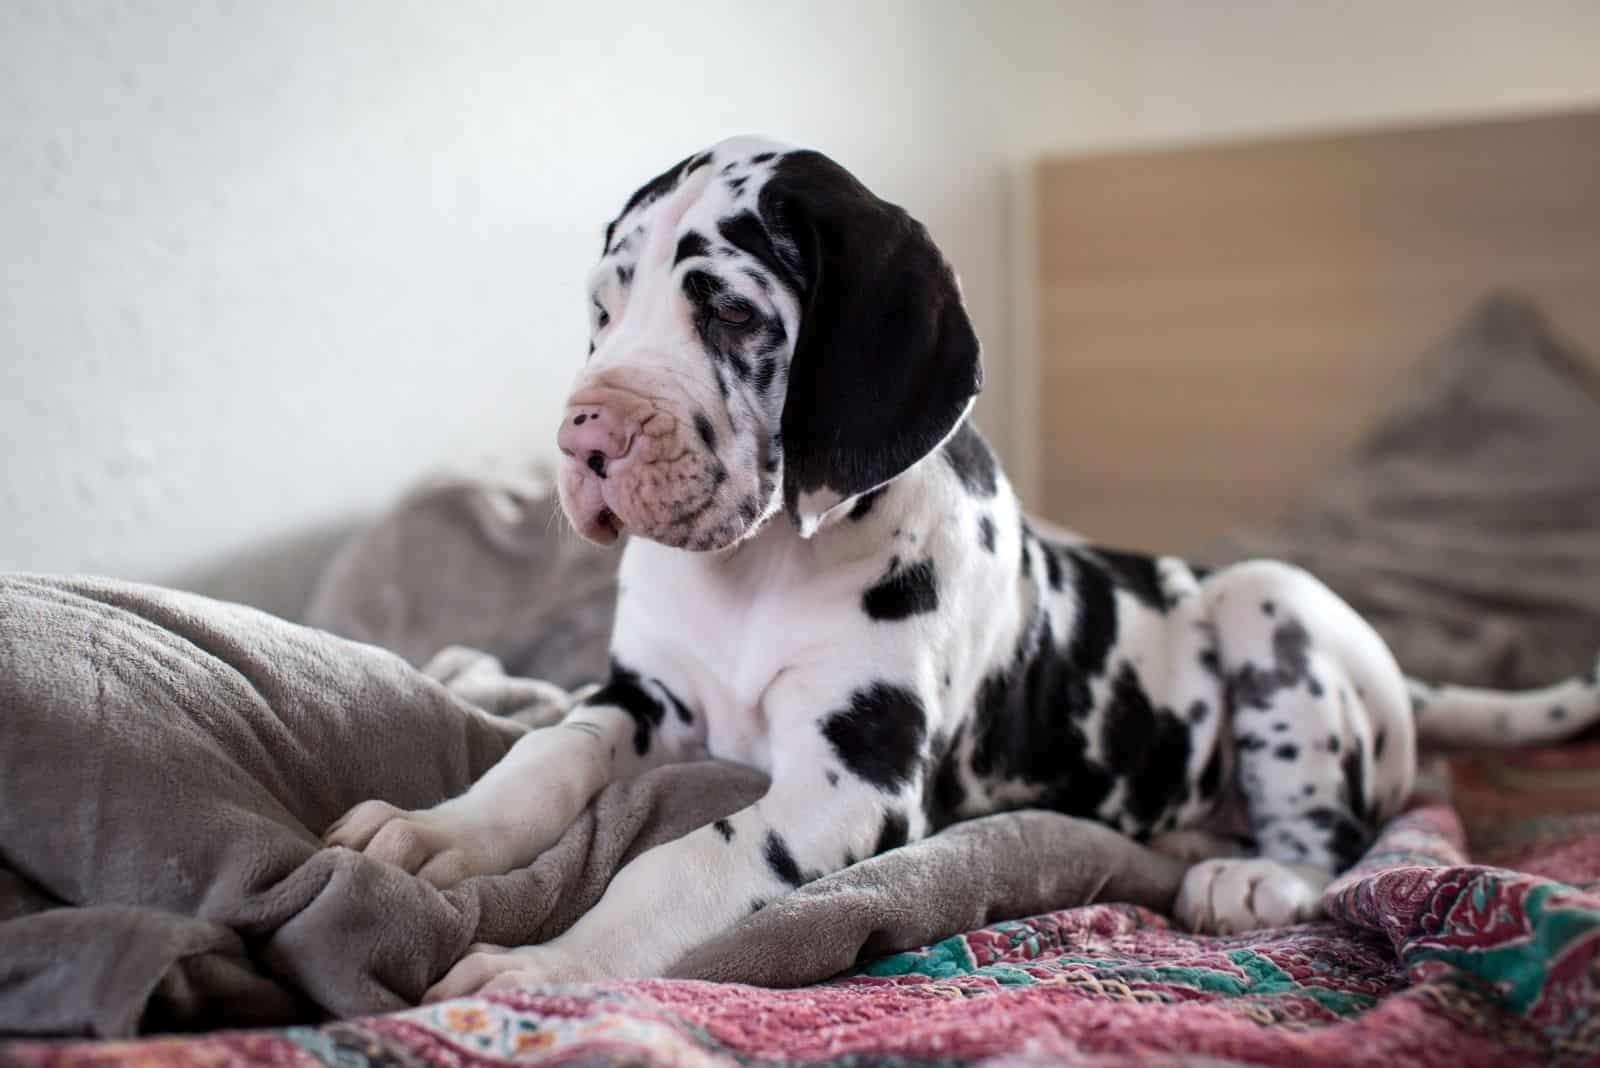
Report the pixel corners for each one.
[4,107,1600,1067]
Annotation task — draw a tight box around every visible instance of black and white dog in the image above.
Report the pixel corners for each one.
[327,137,1600,1000]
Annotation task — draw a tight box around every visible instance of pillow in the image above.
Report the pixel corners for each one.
[1200,294,1600,690]
[305,468,620,690]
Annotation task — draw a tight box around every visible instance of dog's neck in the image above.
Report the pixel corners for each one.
[622,443,950,591]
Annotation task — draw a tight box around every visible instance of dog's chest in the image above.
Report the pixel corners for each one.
[615,533,890,770]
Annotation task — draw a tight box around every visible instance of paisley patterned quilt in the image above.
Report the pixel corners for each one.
[6,788,1598,1068]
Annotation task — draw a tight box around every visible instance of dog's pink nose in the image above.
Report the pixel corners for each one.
[558,404,634,479]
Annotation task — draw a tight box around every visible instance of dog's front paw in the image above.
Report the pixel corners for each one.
[323,800,513,888]
[423,943,595,1003]
[1174,858,1329,935]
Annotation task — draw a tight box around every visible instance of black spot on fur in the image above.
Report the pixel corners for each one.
[726,176,747,195]
[664,687,694,724]
[1274,743,1300,761]
[941,422,997,496]
[585,660,664,756]
[849,486,885,521]
[1273,721,1289,733]
[1342,745,1370,825]
[749,898,767,915]
[1327,733,1341,753]
[1261,600,1276,616]
[1308,676,1324,698]
[1551,705,1568,721]
[825,769,839,787]
[713,818,735,842]
[821,683,928,792]
[978,514,996,553]
[763,831,804,887]
[1063,553,1119,681]
[751,151,776,164]
[1307,807,1369,870]
[752,354,779,394]
[1230,621,1313,711]
[1084,548,1170,612]
[874,810,910,856]
[969,603,1115,819]
[719,211,802,293]
[1188,700,1209,724]
[694,412,718,451]
[927,730,968,829]
[1041,542,1064,591]
[1237,733,1267,753]
[616,264,633,286]
[675,231,713,265]
[682,267,726,304]
[1277,831,1310,859]
[1018,533,1033,578]
[1374,729,1387,759]
[1198,746,1223,799]
[1099,663,1192,828]
[862,558,939,621]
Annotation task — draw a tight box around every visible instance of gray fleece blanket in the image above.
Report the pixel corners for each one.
[0,575,1182,1039]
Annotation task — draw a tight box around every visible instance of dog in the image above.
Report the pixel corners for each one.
[326,136,1600,1001]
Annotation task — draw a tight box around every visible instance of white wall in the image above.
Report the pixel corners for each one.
[5,1,1599,618]
[0,0,1014,617]
[999,0,1600,155]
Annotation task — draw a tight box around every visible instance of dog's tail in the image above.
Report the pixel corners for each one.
[1408,653,1600,748]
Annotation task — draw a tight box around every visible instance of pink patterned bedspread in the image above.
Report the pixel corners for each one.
[6,803,1598,1068]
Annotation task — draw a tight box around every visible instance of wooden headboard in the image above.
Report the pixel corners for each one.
[1028,106,1600,553]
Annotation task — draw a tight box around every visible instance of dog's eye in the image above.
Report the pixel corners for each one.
[714,303,753,326]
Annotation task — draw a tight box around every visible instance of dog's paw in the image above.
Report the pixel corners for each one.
[323,800,513,888]
[1174,857,1329,935]
[423,944,594,1003]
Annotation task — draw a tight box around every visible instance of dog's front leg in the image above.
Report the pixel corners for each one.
[325,664,704,887]
[424,694,920,998]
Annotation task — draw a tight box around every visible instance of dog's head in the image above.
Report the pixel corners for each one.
[557,136,982,550]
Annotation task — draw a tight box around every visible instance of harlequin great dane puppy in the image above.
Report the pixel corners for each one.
[326,136,1600,1000]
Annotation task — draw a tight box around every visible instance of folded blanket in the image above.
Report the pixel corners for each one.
[6,803,1596,1067]
[0,574,1182,1038]
[303,471,620,690]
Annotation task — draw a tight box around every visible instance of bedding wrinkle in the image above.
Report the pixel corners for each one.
[0,575,1178,1035]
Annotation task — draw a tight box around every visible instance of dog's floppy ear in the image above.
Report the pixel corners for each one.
[759,151,983,534]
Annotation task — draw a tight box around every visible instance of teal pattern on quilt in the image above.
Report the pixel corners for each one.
[859,927,1377,1017]
[1406,875,1600,1017]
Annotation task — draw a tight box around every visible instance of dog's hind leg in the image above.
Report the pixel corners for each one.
[1174,649,1362,934]
[1175,562,1407,934]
